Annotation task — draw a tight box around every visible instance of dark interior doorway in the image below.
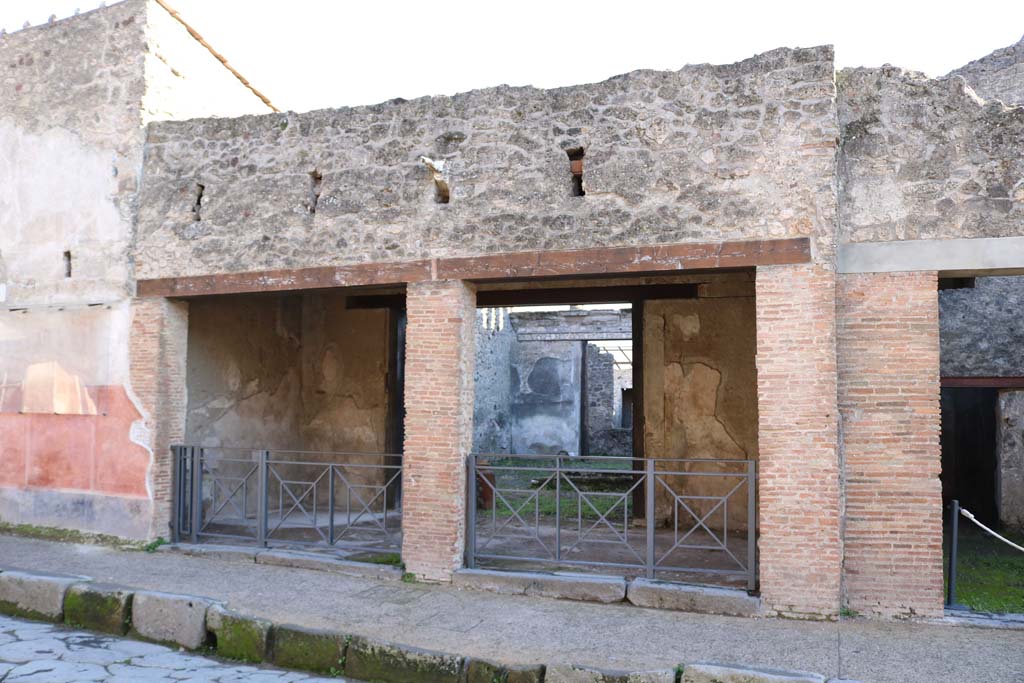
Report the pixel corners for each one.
[940,387,998,525]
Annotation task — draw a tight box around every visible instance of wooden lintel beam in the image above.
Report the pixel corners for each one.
[135,237,810,298]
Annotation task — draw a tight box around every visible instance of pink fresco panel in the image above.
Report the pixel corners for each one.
[26,413,96,491]
[0,414,28,487]
[94,387,149,497]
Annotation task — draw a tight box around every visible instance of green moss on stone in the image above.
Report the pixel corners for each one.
[63,586,131,635]
[272,624,347,674]
[213,613,271,663]
[465,658,507,683]
[344,636,463,683]
[0,599,59,623]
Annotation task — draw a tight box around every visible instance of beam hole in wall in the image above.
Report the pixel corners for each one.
[62,251,71,278]
[308,170,323,214]
[567,147,585,197]
[434,177,450,204]
[192,183,205,222]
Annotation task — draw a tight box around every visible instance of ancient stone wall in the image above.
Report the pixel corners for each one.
[939,276,1024,377]
[946,36,1024,105]
[837,67,1024,245]
[584,345,631,457]
[135,46,839,280]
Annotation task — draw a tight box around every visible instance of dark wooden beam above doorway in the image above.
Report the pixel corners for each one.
[135,237,810,299]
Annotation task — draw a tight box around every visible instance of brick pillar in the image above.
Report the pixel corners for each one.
[838,271,943,618]
[401,280,476,581]
[756,264,841,618]
[128,297,189,540]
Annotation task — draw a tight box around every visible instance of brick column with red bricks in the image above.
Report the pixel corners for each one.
[401,279,477,581]
[838,271,943,618]
[756,263,841,617]
[128,297,189,540]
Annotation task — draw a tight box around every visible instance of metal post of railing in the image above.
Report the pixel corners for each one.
[328,464,336,546]
[170,446,181,544]
[747,460,757,592]
[555,454,562,562]
[189,447,202,544]
[466,454,477,569]
[946,498,960,607]
[645,458,655,579]
[257,450,269,547]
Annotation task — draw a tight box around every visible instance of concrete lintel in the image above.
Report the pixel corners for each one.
[838,236,1024,275]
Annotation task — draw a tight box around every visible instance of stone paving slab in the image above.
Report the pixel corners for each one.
[1,535,1023,683]
[0,614,345,682]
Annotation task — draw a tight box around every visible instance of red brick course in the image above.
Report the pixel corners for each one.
[128,297,189,539]
[401,280,477,581]
[756,264,841,618]
[837,271,943,618]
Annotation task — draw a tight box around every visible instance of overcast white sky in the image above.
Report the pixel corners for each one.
[2,0,1022,112]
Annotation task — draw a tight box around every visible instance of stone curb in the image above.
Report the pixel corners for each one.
[0,569,82,622]
[63,582,133,635]
[682,662,827,682]
[131,589,215,649]
[0,567,834,683]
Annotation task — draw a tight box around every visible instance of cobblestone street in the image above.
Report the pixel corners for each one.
[0,616,346,683]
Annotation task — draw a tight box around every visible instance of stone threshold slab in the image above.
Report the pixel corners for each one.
[454,569,762,616]
[157,543,404,581]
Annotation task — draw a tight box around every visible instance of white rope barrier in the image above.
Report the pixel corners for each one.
[960,508,1024,553]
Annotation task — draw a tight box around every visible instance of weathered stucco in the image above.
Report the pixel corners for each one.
[134,46,839,279]
[837,66,1024,244]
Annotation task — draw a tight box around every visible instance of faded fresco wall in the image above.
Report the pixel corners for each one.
[185,295,304,449]
[643,280,758,528]
[185,293,390,453]
[135,46,839,280]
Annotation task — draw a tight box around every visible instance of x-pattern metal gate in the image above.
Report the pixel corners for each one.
[468,454,757,590]
[172,446,402,553]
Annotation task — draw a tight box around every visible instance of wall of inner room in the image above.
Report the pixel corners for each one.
[473,307,633,457]
[185,292,391,454]
[940,275,1024,529]
[643,274,758,529]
